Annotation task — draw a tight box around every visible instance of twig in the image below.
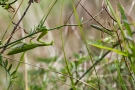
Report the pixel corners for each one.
[64,0,81,24]
[1,0,24,40]
[12,21,28,34]
[0,0,33,54]
[103,5,116,22]
[80,4,111,31]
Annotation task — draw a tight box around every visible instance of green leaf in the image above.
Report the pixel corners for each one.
[4,59,8,68]
[118,4,132,36]
[8,64,12,72]
[12,76,18,79]
[0,40,2,45]
[106,0,125,37]
[11,70,17,76]
[0,55,2,64]
[88,43,128,56]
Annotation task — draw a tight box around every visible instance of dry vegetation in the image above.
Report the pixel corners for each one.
[0,0,135,90]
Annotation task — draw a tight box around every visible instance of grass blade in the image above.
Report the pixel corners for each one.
[89,42,127,56]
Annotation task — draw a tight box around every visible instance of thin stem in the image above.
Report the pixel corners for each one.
[70,3,100,90]
[0,0,33,54]
[64,0,82,24]
[59,0,76,89]
[1,0,23,41]
[39,0,58,27]
[80,4,111,31]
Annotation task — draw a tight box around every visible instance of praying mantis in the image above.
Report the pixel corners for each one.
[0,0,58,55]
[7,11,54,55]
[7,25,53,55]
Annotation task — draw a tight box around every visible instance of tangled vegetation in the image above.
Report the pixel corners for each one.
[0,0,135,90]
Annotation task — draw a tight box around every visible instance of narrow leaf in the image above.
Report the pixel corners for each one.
[4,59,8,68]
[118,4,132,36]
[8,64,12,72]
[89,43,128,56]
[12,76,18,79]
[0,55,2,64]
[11,70,17,76]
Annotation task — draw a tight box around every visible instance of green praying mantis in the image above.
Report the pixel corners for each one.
[7,25,53,55]
[5,23,113,55]
[4,0,59,55]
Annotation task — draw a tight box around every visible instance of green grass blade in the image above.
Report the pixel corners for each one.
[115,60,127,90]
[118,4,135,77]
[89,43,127,56]
[118,4,132,36]
[105,0,128,53]
[71,1,100,89]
